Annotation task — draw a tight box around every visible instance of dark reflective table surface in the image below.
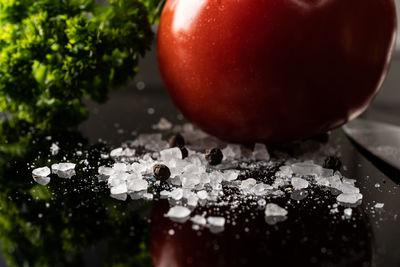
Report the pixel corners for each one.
[0,46,400,267]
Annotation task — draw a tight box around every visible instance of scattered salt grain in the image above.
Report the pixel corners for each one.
[32,166,51,185]
[207,216,226,227]
[127,179,148,192]
[197,190,208,200]
[291,162,323,176]
[251,183,273,196]
[110,147,135,158]
[337,193,363,204]
[291,177,309,190]
[147,107,155,115]
[52,163,76,178]
[168,229,175,235]
[315,177,329,187]
[98,166,114,181]
[166,206,191,219]
[32,167,51,178]
[136,81,146,90]
[265,203,288,217]
[187,195,199,207]
[222,170,239,182]
[111,193,127,201]
[240,178,257,192]
[222,144,241,160]
[252,143,270,161]
[143,193,154,200]
[160,190,170,198]
[152,117,173,130]
[181,175,200,189]
[272,178,285,188]
[110,183,128,195]
[257,199,267,207]
[342,177,356,185]
[170,188,184,200]
[108,172,130,187]
[276,166,293,178]
[50,143,60,156]
[337,183,360,194]
[374,203,384,209]
[160,147,183,162]
[112,163,128,173]
[343,208,352,217]
[191,215,207,226]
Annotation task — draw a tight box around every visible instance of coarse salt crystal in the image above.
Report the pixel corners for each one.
[127,179,148,192]
[291,162,322,176]
[52,163,76,178]
[191,215,207,226]
[170,188,184,200]
[207,216,226,227]
[111,183,128,195]
[197,190,208,200]
[166,206,191,219]
[337,193,363,204]
[344,208,352,217]
[265,203,288,217]
[160,147,182,162]
[291,177,309,190]
[252,143,270,161]
[32,166,51,178]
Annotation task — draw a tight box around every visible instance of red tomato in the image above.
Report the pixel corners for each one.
[157,0,397,143]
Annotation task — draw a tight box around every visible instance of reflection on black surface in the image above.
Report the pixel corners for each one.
[0,119,376,267]
[0,119,152,267]
[151,196,374,267]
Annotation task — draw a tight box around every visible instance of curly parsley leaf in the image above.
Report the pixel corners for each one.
[0,0,155,129]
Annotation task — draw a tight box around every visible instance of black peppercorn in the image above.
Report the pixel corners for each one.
[180,147,189,159]
[205,148,223,165]
[168,133,185,148]
[323,156,342,171]
[153,164,171,181]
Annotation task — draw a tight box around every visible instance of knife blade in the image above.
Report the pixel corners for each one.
[343,118,400,171]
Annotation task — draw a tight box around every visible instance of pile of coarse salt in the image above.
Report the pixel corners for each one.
[31,122,366,233]
[93,123,363,232]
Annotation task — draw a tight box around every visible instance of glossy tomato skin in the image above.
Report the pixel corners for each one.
[158,0,397,143]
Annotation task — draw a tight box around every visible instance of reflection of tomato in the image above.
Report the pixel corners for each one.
[150,199,373,267]
[157,0,397,143]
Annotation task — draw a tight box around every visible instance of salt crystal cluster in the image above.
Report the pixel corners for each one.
[93,123,367,233]
[33,122,371,234]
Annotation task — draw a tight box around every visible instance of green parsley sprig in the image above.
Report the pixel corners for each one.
[0,0,162,129]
